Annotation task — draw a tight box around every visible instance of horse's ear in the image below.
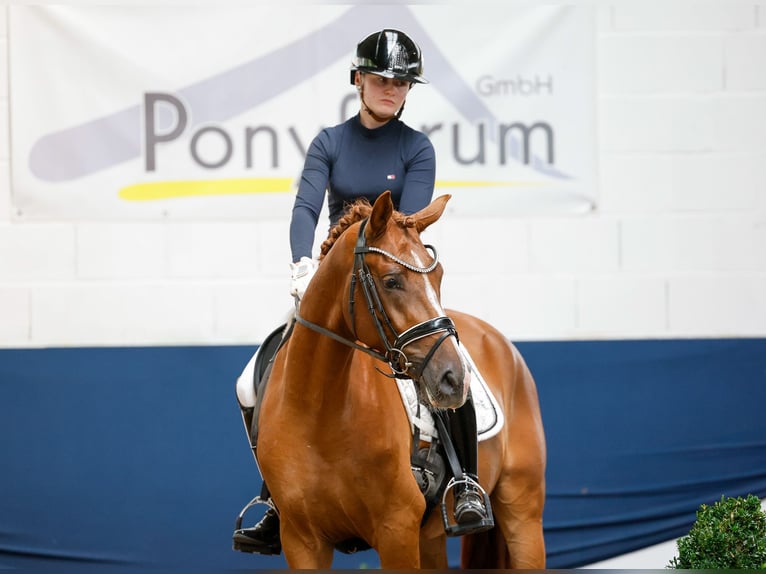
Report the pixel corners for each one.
[412,194,451,232]
[368,190,394,239]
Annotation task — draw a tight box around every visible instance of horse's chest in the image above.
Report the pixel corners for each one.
[257,374,413,505]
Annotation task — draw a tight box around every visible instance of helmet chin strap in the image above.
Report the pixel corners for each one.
[359,84,405,122]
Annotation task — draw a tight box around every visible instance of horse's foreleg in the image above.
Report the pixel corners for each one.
[492,481,546,568]
[418,512,449,568]
[374,513,424,569]
[502,516,545,568]
[279,518,335,569]
[418,533,448,568]
[376,534,421,569]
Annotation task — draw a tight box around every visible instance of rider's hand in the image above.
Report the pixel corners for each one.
[289,257,318,300]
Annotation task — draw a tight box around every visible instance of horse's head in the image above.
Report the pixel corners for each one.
[309,191,469,410]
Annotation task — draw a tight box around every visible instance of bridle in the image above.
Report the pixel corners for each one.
[294,217,459,380]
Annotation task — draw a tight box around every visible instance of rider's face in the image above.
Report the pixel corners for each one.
[358,73,411,119]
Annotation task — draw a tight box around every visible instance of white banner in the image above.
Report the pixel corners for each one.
[10,4,596,220]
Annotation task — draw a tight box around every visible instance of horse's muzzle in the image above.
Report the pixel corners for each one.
[418,346,470,410]
[437,368,470,409]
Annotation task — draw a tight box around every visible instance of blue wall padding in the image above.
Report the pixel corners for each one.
[1,339,764,569]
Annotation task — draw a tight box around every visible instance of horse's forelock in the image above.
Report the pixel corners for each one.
[402,215,418,230]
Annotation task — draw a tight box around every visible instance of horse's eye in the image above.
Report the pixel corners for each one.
[382,275,402,290]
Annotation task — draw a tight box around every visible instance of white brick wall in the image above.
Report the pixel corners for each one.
[1,1,764,347]
[612,3,757,32]
[599,34,724,94]
[0,6,9,223]
[726,31,766,89]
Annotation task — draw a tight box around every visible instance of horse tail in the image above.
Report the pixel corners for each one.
[460,527,511,568]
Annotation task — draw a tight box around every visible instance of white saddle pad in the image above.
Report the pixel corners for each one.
[396,343,504,443]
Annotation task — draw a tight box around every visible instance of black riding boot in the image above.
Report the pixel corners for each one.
[232,478,282,555]
[445,396,494,533]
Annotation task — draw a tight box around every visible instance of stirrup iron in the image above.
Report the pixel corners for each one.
[440,476,494,537]
[234,495,277,531]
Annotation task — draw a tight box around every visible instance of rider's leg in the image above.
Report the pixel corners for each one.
[446,395,493,526]
[235,350,258,439]
[232,351,282,555]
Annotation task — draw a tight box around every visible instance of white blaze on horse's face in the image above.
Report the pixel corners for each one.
[410,248,471,405]
[410,248,443,315]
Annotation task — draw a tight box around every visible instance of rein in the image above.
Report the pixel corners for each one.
[294,217,458,380]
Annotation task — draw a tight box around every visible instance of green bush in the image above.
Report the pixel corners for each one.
[668,494,766,569]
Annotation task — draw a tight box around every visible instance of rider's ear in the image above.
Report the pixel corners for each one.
[412,194,451,233]
[368,190,394,239]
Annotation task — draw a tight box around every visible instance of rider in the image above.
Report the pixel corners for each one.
[233,29,492,556]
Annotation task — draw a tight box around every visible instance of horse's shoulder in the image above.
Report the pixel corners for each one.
[447,308,533,392]
[447,309,511,348]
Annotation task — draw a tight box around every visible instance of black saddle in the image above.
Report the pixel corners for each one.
[249,322,291,446]
[253,323,288,392]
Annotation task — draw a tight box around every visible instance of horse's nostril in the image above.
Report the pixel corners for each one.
[439,371,460,397]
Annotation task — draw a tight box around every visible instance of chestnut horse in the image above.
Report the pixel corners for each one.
[256,191,546,568]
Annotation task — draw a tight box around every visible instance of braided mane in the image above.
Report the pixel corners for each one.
[318,198,418,261]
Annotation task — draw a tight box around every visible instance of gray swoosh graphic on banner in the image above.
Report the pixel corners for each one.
[392,12,569,180]
[29,5,565,182]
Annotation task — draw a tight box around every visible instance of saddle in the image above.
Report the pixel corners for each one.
[249,322,292,446]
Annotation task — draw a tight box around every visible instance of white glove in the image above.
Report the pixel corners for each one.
[290,256,318,300]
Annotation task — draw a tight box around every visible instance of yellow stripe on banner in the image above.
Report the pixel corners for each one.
[436,180,541,188]
[118,178,294,201]
[119,178,541,201]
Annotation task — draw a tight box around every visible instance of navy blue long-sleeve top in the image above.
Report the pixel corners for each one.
[289,113,436,262]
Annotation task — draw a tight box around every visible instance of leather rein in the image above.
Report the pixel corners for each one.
[294,217,459,380]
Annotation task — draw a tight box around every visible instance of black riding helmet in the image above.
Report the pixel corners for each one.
[350,29,428,85]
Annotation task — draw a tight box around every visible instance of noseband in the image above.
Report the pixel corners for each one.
[294,217,459,380]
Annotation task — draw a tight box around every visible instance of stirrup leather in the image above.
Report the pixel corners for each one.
[440,476,494,537]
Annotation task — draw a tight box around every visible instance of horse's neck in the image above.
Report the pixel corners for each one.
[282,303,357,403]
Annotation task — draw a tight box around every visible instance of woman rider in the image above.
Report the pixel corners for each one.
[233,28,492,556]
